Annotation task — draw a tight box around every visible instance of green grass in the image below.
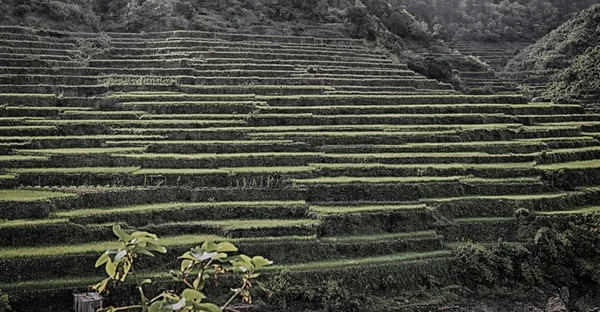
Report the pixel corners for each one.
[543,146,600,154]
[120,101,267,106]
[0,174,15,179]
[224,166,315,174]
[267,250,452,271]
[537,206,600,215]
[251,130,458,137]
[256,94,524,100]
[0,135,166,140]
[0,126,56,130]
[134,168,228,175]
[446,241,523,250]
[292,176,465,184]
[9,167,140,174]
[108,93,256,99]
[0,234,316,259]
[198,219,320,229]
[536,160,600,170]
[114,152,322,159]
[140,114,251,119]
[183,85,335,90]
[56,201,306,218]
[107,140,296,146]
[311,203,426,214]
[0,93,55,98]
[420,192,571,203]
[311,162,536,170]
[453,217,515,223]
[61,110,144,115]
[0,189,76,202]
[0,155,48,161]
[324,152,526,158]
[17,147,146,155]
[520,136,595,142]
[460,176,541,183]
[319,230,437,243]
[30,119,245,125]
[135,167,313,176]
[0,218,68,228]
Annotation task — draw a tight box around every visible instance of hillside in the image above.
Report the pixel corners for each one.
[0,24,600,310]
[546,46,600,103]
[507,4,600,72]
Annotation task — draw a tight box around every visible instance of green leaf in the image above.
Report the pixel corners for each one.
[162,298,186,310]
[147,241,167,253]
[201,241,218,252]
[92,278,110,294]
[180,259,192,272]
[134,247,155,257]
[179,251,196,261]
[131,231,157,240]
[141,279,152,286]
[181,289,205,302]
[251,256,273,268]
[191,251,218,261]
[148,301,163,312]
[105,260,117,278]
[95,252,110,268]
[112,224,130,241]
[216,241,238,252]
[114,250,128,262]
[192,302,221,312]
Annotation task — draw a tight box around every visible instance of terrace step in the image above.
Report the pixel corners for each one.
[437,217,519,242]
[295,176,548,202]
[0,231,444,282]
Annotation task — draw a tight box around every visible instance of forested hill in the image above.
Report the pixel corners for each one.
[3,0,598,43]
[507,3,600,72]
[398,0,599,42]
[505,4,600,103]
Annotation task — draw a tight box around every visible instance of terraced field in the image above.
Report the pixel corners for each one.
[1,26,600,310]
[449,41,555,95]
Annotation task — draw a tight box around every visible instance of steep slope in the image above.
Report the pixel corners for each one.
[1,25,600,311]
[546,46,600,104]
[507,4,600,72]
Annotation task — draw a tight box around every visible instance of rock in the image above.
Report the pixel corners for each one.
[546,295,568,312]
[523,303,543,312]
[560,287,570,303]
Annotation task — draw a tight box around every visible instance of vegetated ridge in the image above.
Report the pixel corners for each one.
[507,4,600,103]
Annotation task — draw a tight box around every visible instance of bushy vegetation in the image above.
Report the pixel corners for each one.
[92,225,272,312]
[507,4,600,72]
[456,214,600,291]
[546,46,600,103]
[397,0,598,42]
[0,290,9,312]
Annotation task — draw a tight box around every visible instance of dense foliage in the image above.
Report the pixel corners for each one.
[456,214,600,290]
[507,4,600,72]
[395,0,599,42]
[0,290,10,312]
[0,0,354,32]
[546,46,600,103]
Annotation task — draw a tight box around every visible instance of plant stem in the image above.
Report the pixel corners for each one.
[112,305,143,311]
[221,288,243,310]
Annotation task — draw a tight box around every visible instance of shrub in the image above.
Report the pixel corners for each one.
[0,289,10,312]
[455,214,600,290]
[545,46,600,103]
[344,6,377,40]
[92,225,273,312]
